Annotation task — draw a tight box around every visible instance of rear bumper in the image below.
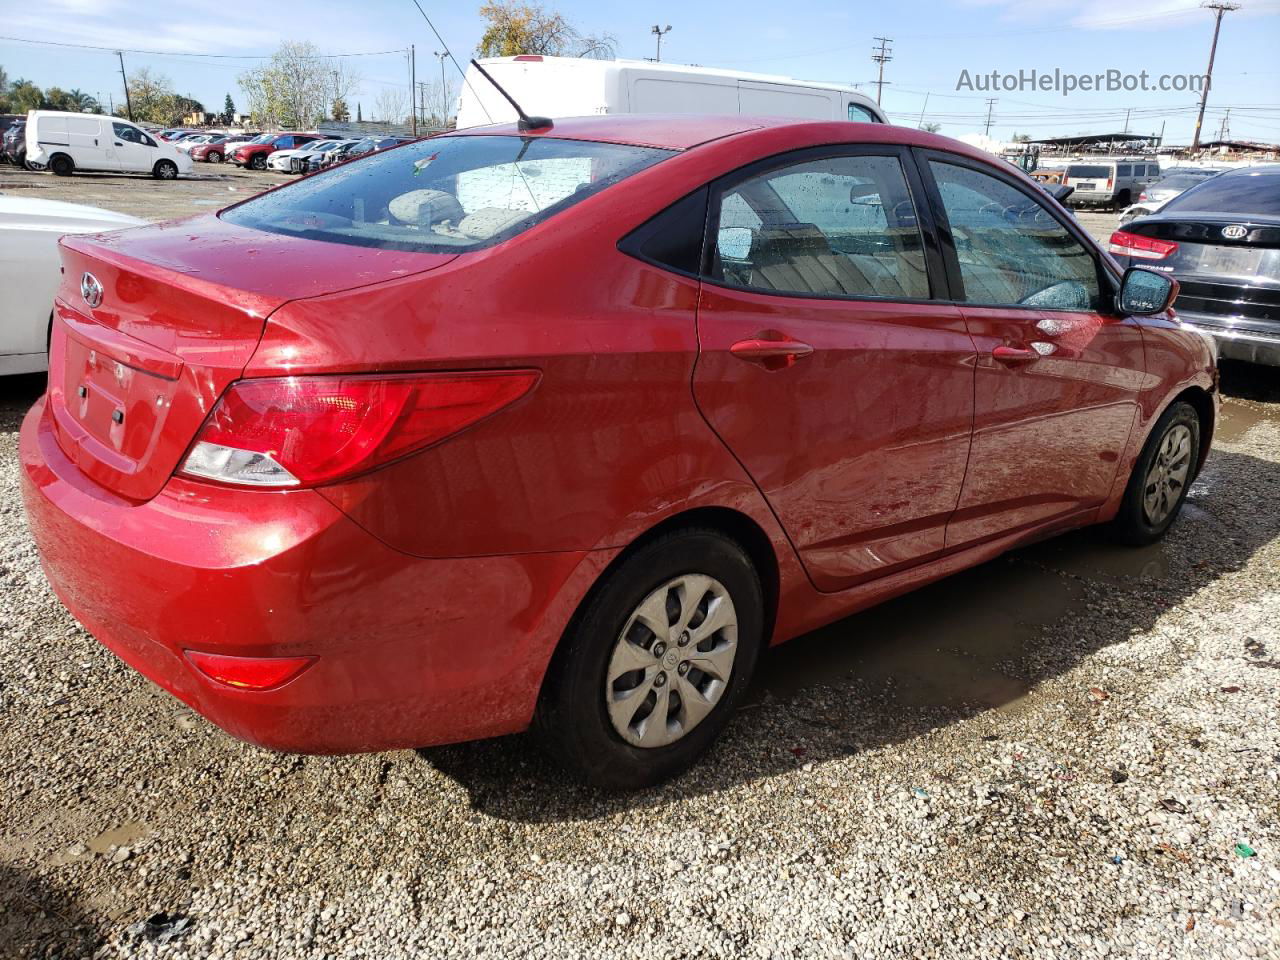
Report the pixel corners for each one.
[20,397,608,753]
[1177,310,1280,367]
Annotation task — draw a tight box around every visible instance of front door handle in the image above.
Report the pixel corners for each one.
[730,336,814,371]
[992,344,1040,365]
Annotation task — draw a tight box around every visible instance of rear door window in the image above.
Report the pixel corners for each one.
[708,152,930,300]
[1117,164,1132,177]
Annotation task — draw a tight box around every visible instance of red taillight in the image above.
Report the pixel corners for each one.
[1108,230,1178,261]
[186,651,315,690]
[179,370,538,488]
[1138,191,1148,201]
[1105,178,1114,190]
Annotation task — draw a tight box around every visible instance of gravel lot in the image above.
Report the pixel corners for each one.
[1,167,1278,959]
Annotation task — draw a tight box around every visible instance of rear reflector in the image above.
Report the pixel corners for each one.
[1109,230,1178,261]
[179,370,538,488]
[185,651,315,691]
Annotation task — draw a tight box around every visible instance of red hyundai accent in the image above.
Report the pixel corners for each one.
[21,116,1215,789]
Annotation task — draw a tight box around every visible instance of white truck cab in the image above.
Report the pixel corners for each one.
[456,57,888,129]
[25,111,193,179]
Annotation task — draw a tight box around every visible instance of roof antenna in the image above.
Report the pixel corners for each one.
[468,58,553,132]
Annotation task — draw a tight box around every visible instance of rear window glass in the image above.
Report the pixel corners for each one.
[1067,165,1110,179]
[222,134,673,252]
[1162,171,1280,216]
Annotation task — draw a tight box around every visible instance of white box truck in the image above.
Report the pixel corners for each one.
[25,111,193,179]
[455,57,889,130]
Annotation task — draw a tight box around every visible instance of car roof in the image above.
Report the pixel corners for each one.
[450,114,773,150]
[1220,164,1280,178]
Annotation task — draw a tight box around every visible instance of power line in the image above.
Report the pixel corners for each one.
[0,34,404,59]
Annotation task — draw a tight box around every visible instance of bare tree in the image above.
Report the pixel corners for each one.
[374,87,410,124]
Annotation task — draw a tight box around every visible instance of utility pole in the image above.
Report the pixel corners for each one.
[871,37,892,105]
[117,51,133,121]
[651,25,672,62]
[1190,1,1238,152]
[1158,119,1166,147]
[916,92,929,129]
[409,45,417,136]
[1218,107,1231,142]
[1123,107,1131,134]
[983,97,997,136]
[434,50,449,125]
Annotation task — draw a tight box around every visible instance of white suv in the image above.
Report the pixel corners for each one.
[1063,159,1161,210]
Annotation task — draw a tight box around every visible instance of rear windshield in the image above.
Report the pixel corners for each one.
[1067,165,1111,179]
[1151,175,1202,191]
[1162,171,1280,216]
[222,134,673,252]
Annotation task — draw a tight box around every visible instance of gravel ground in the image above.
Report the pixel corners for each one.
[1,171,1277,959]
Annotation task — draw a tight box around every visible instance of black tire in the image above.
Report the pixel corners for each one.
[49,154,74,177]
[534,528,764,790]
[153,160,178,180]
[209,151,223,164]
[250,155,267,170]
[1111,401,1200,546]
[1116,189,1132,209]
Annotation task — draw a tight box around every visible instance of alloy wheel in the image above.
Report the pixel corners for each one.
[605,574,738,749]
[1142,423,1192,525]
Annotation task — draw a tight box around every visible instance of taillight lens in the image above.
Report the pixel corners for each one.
[186,651,315,691]
[179,370,538,488]
[1108,230,1178,261]
[1138,191,1148,201]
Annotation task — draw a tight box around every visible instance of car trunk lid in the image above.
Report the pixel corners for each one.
[49,214,456,501]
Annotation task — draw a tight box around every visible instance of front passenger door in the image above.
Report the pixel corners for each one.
[693,147,975,592]
[921,155,1146,547]
[112,122,156,173]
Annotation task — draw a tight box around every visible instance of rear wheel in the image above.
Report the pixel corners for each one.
[49,154,74,177]
[1111,401,1200,545]
[208,151,223,164]
[153,160,178,180]
[534,529,764,790]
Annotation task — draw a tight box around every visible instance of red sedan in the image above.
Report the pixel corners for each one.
[21,116,1215,789]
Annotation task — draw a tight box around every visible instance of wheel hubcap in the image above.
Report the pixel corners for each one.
[1142,423,1192,525]
[605,574,738,749]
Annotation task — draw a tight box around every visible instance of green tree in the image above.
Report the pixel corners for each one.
[66,88,101,112]
[331,96,349,122]
[7,79,45,113]
[476,2,615,59]
[238,41,331,129]
[222,93,235,124]
[919,121,942,133]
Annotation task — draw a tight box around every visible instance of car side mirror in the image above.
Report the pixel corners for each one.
[717,226,754,261]
[1117,266,1179,316]
[1049,184,1074,203]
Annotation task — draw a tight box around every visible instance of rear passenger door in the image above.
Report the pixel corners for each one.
[693,146,976,592]
[918,153,1146,547]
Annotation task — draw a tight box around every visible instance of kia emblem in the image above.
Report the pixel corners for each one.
[80,272,104,308]
[1221,224,1248,240]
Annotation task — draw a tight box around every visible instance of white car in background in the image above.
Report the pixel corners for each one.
[0,196,145,375]
[1117,168,1226,224]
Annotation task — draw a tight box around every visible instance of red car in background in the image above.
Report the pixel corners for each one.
[21,116,1215,789]
[231,132,320,170]
[188,135,253,164]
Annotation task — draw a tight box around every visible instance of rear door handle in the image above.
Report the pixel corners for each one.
[992,344,1040,365]
[730,336,814,370]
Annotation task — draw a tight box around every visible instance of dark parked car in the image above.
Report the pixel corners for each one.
[1110,165,1280,366]
[1,119,27,168]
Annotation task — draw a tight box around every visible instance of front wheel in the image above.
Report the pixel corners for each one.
[208,151,223,164]
[250,155,267,170]
[153,160,178,180]
[1111,401,1200,545]
[534,529,764,790]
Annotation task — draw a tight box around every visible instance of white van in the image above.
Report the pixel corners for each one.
[25,111,194,179]
[456,57,888,129]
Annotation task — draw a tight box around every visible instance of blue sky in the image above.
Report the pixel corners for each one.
[2,0,1278,143]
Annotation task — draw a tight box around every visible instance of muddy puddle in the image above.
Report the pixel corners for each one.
[1217,400,1279,444]
[758,527,1173,713]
